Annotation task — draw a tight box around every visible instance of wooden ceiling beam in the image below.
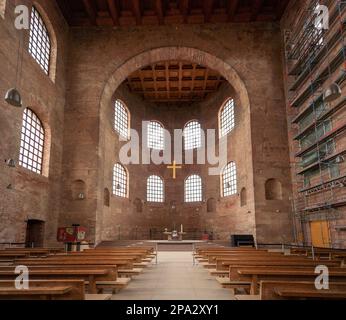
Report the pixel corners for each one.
[227,0,239,22]
[251,0,264,21]
[82,0,97,25]
[106,0,119,26]
[155,0,164,25]
[131,0,142,25]
[204,0,214,23]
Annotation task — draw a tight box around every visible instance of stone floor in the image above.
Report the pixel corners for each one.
[111,251,235,300]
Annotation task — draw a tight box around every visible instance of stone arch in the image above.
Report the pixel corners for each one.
[265,179,283,200]
[99,47,250,128]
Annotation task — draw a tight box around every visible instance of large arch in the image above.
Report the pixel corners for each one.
[96,46,254,244]
[100,47,250,117]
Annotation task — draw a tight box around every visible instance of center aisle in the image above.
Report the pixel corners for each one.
[111,251,235,300]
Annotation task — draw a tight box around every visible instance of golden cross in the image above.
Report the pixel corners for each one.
[167,161,182,179]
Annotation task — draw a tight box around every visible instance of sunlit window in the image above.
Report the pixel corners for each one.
[114,100,129,139]
[220,98,235,137]
[28,6,51,74]
[113,163,128,198]
[148,121,164,150]
[147,175,164,203]
[19,108,45,174]
[184,120,201,150]
[185,175,202,203]
[222,162,237,197]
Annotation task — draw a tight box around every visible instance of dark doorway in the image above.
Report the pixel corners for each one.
[25,220,45,248]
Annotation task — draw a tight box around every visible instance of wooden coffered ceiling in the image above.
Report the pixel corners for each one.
[56,0,290,27]
[125,61,226,102]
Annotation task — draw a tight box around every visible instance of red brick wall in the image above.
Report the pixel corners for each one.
[0,0,69,246]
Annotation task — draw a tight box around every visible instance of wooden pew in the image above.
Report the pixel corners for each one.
[0,279,112,300]
[0,267,115,294]
[14,258,135,270]
[259,280,346,300]
[13,259,133,293]
[230,266,346,295]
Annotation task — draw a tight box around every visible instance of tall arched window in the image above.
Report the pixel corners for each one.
[185,175,202,203]
[19,108,45,175]
[222,162,237,197]
[147,121,164,150]
[220,98,235,137]
[113,163,128,198]
[147,175,164,203]
[114,100,129,139]
[184,120,202,150]
[28,6,51,75]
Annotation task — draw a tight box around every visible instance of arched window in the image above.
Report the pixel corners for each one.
[184,120,202,150]
[113,163,128,198]
[222,162,237,197]
[147,175,164,203]
[265,179,282,200]
[19,108,45,175]
[114,100,129,139]
[28,6,51,75]
[147,121,164,150]
[220,98,235,137]
[185,175,202,203]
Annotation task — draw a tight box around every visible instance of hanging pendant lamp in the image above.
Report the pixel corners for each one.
[5,88,22,107]
[323,83,342,103]
[5,20,23,108]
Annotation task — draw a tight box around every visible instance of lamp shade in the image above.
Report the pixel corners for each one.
[5,159,16,168]
[323,83,341,103]
[5,88,22,107]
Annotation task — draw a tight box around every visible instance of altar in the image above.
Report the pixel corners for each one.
[163,225,186,241]
[163,231,186,241]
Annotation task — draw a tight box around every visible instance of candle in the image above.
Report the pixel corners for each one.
[181,224,183,233]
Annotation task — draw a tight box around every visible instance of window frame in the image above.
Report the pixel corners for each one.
[112,163,129,198]
[146,175,164,203]
[19,108,45,175]
[219,98,235,138]
[184,174,203,203]
[147,120,165,151]
[28,6,51,75]
[221,161,237,198]
[184,120,202,150]
[114,99,130,140]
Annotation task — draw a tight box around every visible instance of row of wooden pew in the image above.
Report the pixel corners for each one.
[0,246,156,300]
[195,246,346,300]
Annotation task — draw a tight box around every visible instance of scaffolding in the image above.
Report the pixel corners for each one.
[284,0,346,247]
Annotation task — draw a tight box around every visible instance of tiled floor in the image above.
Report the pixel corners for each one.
[111,251,235,300]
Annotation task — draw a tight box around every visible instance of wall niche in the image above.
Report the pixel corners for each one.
[265,179,282,200]
[71,180,86,200]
